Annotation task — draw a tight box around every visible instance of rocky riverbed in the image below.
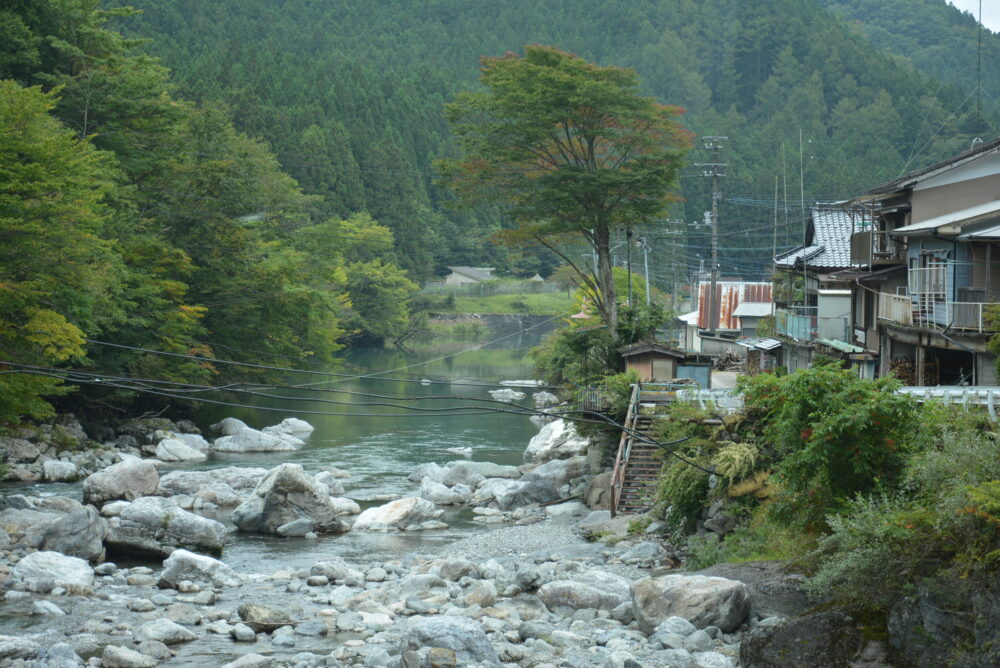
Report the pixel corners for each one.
[0,411,832,668]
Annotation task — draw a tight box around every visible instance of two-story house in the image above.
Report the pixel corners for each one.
[772,207,861,372]
[844,137,1000,385]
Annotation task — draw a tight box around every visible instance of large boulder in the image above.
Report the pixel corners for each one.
[12,551,94,594]
[82,459,158,506]
[159,549,240,588]
[447,460,520,479]
[496,479,560,511]
[470,478,524,506]
[212,429,301,453]
[631,574,751,634]
[237,603,294,633]
[0,499,107,562]
[584,471,613,510]
[0,437,41,464]
[352,497,443,531]
[402,615,499,665]
[262,417,314,437]
[153,430,210,452]
[521,455,589,489]
[105,497,227,557]
[740,610,863,668]
[134,619,198,644]
[231,463,348,535]
[42,459,80,482]
[156,467,267,506]
[538,569,631,611]
[694,561,812,619]
[419,478,470,506]
[524,419,590,464]
[154,438,207,462]
[117,417,177,442]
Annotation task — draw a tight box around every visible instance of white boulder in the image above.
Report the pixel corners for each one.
[263,417,314,436]
[82,459,159,506]
[42,460,79,482]
[353,497,443,531]
[631,574,751,633]
[105,497,227,557]
[524,419,590,464]
[155,438,207,462]
[159,549,240,588]
[489,388,526,402]
[419,478,469,506]
[231,463,348,534]
[12,551,93,594]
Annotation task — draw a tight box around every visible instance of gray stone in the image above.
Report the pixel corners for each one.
[739,609,862,668]
[34,642,84,668]
[620,541,663,563]
[222,653,272,668]
[420,478,469,505]
[313,471,345,495]
[496,480,560,511]
[538,570,631,612]
[159,549,240,588]
[311,558,364,583]
[0,635,40,660]
[106,496,227,557]
[632,574,750,634]
[585,472,614,510]
[276,517,314,537]
[656,616,698,637]
[135,640,172,661]
[231,623,257,642]
[156,467,267,503]
[694,652,736,668]
[0,437,41,463]
[683,629,714,653]
[134,618,198,644]
[270,626,296,647]
[117,417,177,441]
[33,599,66,616]
[403,615,499,665]
[82,459,158,506]
[0,501,107,562]
[101,645,157,668]
[232,463,348,535]
[238,603,294,633]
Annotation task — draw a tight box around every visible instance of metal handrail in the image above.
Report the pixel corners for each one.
[609,383,640,517]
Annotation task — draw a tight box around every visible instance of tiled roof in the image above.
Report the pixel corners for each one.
[774,208,854,270]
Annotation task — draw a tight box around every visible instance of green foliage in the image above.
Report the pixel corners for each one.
[656,455,710,535]
[440,45,690,330]
[627,516,653,536]
[685,511,815,570]
[740,365,918,530]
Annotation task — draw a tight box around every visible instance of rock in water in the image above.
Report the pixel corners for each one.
[82,459,158,506]
[263,417,314,437]
[154,438,208,462]
[12,551,94,594]
[105,497,227,557]
[238,603,294,633]
[42,460,79,482]
[134,619,198,644]
[101,645,158,668]
[159,549,240,588]
[352,497,443,531]
[402,615,499,665]
[523,419,590,464]
[631,574,750,634]
[231,463,348,535]
[489,388,526,402]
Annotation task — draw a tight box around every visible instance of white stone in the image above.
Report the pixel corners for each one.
[102,645,157,668]
[42,460,79,482]
[12,551,93,594]
[155,438,207,462]
[134,618,198,644]
[329,497,361,515]
[489,388,526,402]
[533,391,559,407]
[159,549,240,588]
[524,419,590,464]
[419,478,468,506]
[82,459,159,506]
[631,574,750,634]
[264,417,314,436]
[352,497,443,531]
[212,428,301,453]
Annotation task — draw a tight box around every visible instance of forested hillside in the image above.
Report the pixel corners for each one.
[121,0,1000,283]
[0,2,417,421]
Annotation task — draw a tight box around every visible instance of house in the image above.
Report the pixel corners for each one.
[732,301,773,337]
[772,207,862,372]
[619,342,686,382]
[841,137,1000,385]
[444,266,496,285]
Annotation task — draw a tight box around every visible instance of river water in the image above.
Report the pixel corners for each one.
[22,320,561,573]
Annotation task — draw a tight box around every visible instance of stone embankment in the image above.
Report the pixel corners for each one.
[0,411,824,667]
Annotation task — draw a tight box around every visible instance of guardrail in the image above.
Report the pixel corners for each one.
[673,386,1000,421]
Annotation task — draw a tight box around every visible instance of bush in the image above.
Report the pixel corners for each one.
[740,365,919,531]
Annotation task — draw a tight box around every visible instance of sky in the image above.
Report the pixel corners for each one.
[949,0,1000,32]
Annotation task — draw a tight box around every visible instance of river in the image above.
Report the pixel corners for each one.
[22,318,561,573]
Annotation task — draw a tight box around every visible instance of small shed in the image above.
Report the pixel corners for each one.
[444,266,495,285]
[732,301,773,337]
[619,342,686,382]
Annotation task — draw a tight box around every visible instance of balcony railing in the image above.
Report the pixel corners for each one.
[775,308,849,342]
[878,293,996,332]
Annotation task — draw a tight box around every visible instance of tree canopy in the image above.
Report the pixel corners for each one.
[440,45,690,328]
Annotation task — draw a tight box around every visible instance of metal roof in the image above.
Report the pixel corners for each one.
[732,302,773,318]
[735,337,782,350]
[959,222,1000,240]
[816,338,865,354]
[446,266,495,281]
[860,137,1000,199]
[893,199,1000,236]
[774,208,855,270]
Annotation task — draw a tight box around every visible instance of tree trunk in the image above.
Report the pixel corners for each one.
[595,223,617,331]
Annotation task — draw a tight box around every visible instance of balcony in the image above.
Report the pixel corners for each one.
[851,230,905,266]
[775,307,850,342]
[878,292,996,332]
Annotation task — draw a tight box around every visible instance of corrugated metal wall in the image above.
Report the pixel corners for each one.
[697,282,772,330]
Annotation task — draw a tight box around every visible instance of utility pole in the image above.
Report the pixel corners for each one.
[772,175,779,316]
[697,136,727,336]
[626,226,633,308]
[639,237,650,306]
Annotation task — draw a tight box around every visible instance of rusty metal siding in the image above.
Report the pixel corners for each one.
[697,282,772,330]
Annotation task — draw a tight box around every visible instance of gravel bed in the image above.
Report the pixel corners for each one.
[445,517,587,560]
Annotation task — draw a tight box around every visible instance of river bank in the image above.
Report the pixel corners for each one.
[0,408,784,668]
